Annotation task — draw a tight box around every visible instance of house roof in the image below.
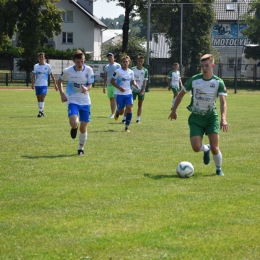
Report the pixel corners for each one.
[69,0,107,29]
[102,29,122,43]
[213,0,253,21]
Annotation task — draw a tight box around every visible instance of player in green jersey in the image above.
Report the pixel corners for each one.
[168,62,183,110]
[168,54,228,176]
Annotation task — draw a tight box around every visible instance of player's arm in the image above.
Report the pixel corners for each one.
[50,73,58,91]
[168,89,186,120]
[167,77,171,90]
[103,72,107,93]
[31,73,36,89]
[57,78,67,102]
[110,78,124,92]
[179,78,183,90]
[140,79,147,96]
[131,79,139,89]
[219,95,228,132]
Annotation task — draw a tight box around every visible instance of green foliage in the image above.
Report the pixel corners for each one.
[1,89,260,259]
[242,0,260,59]
[0,0,63,72]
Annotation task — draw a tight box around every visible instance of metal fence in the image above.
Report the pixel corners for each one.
[1,63,260,89]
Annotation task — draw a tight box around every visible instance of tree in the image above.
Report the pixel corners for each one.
[106,0,145,53]
[242,0,260,60]
[0,0,63,72]
[138,0,215,74]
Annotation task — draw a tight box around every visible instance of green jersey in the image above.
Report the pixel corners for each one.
[131,66,148,93]
[184,73,227,115]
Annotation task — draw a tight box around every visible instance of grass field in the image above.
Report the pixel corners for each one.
[0,88,260,259]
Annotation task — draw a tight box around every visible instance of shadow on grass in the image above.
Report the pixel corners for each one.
[144,173,178,179]
[91,129,117,132]
[22,154,77,159]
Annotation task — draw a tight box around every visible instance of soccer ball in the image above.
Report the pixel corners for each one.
[176,161,194,178]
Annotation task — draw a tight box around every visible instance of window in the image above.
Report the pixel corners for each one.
[226,4,235,11]
[62,11,73,22]
[62,32,73,44]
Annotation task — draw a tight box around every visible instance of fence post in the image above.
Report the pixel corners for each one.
[26,73,30,87]
[5,73,8,86]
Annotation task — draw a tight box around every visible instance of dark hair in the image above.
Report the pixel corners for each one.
[73,50,85,60]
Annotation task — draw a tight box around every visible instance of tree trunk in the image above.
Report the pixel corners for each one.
[122,8,131,53]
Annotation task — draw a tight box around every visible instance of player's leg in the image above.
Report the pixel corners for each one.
[124,94,134,132]
[206,115,224,176]
[171,87,178,109]
[68,103,79,139]
[114,95,124,121]
[189,113,211,164]
[107,85,116,118]
[35,86,47,117]
[77,105,91,155]
[136,93,145,123]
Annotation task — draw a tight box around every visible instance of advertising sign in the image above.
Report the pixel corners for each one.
[212,23,250,47]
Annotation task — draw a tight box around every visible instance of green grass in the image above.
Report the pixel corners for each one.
[0,88,260,259]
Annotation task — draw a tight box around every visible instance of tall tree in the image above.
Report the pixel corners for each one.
[242,0,260,59]
[107,0,144,53]
[138,0,215,74]
[0,0,63,72]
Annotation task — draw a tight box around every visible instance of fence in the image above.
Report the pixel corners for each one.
[1,63,260,89]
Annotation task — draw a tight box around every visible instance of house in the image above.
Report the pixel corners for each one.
[212,0,253,77]
[53,0,107,60]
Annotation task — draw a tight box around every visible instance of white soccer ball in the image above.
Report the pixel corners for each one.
[176,161,194,178]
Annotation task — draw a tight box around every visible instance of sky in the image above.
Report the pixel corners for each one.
[93,0,124,19]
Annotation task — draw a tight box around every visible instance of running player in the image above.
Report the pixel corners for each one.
[168,54,228,176]
[57,50,94,155]
[31,52,58,117]
[110,55,138,132]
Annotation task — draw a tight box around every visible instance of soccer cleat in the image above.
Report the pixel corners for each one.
[216,169,224,176]
[122,119,126,124]
[70,127,78,139]
[203,145,210,165]
[125,129,130,133]
[37,111,44,117]
[136,120,140,124]
[114,111,119,121]
[78,149,84,156]
[109,114,114,118]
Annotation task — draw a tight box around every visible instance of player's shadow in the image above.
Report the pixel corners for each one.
[91,129,117,132]
[22,154,77,159]
[144,173,178,179]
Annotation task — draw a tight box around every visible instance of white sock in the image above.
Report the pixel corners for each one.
[38,102,42,111]
[213,151,222,168]
[123,116,126,120]
[78,132,87,150]
[199,144,210,152]
[41,102,45,111]
[136,116,140,121]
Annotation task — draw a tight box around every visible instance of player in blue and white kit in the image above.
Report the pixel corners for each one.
[31,52,58,117]
[57,50,94,155]
[169,54,228,176]
[103,53,121,118]
[110,55,138,132]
